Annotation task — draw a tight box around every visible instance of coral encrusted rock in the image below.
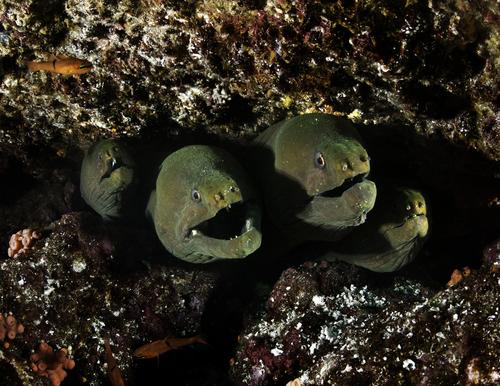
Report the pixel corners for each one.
[231,261,500,385]
[0,212,222,385]
[30,342,76,386]
[0,0,498,162]
[0,313,24,345]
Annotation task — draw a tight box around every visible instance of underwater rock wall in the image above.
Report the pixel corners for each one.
[0,212,223,385]
[231,260,500,385]
[0,0,498,161]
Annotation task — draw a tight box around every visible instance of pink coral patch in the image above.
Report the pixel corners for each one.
[7,228,41,258]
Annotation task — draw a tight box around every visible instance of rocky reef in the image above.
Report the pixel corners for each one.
[230,259,500,385]
[0,211,234,385]
[0,0,499,385]
[0,0,498,160]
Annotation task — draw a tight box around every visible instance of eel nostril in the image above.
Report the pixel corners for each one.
[214,192,224,202]
[360,154,369,162]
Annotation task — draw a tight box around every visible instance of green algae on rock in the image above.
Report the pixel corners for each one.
[146,145,262,263]
[252,113,376,251]
[80,139,137,221]
[322,187,429,272]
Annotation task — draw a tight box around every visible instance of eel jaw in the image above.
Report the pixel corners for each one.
[406,213,429,238]
[296,173,376,232]
[317,172,369,199]
[100,157,124,181]
[99,157,133,187]
[185,200,258,241]
[316,171,376,222]
[404,212,425,221]
[183,200,262,260]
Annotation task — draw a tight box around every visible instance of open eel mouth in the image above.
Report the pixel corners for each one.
[296,172,376,231]
[393,212,427,229]
[101,158,124,181]
[404,212,426,222]
[185,200,259,242]
[100,157,134,189]
[318,172,369,198]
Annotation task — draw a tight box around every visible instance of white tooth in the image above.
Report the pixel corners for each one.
[191,229,199,236]
[245,219,252,231]
[112,159,117,168]
[228,204,232,209]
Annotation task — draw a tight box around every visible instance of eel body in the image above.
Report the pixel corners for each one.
[80,139,137,221]
[147,145,262,263]
[252,113,377,249]
[322,188,429,272]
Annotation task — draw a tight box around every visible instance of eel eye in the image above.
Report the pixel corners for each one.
[314,151,326,169]
[192,189,201,202]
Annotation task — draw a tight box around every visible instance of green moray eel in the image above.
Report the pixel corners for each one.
[252,113,377,248]
[321,188,429,272]
[80,139,137,221]
[146,145,262,263]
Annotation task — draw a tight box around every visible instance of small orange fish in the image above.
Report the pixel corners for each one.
[26,55,92,75]
[133,335,207,359]
[104,337,126,386]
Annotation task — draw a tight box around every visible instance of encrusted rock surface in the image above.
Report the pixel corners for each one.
[0,212,223,385]
[0,0,498,162]
[230,261,500,385]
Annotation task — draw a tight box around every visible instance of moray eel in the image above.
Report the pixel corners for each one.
[322,188,429,272]
[146,145,262,263]
[80,139,136,221]
[253,113,377,248]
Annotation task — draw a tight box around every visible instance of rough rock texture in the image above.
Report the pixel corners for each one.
[0,212,224,385]
[230,260,500,385]
[0,0,498,162]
